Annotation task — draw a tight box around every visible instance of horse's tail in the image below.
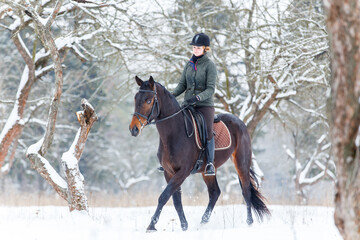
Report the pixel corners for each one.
[249,169,271,221]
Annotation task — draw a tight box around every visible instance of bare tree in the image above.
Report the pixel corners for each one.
[0,0,99,210]
[27,99,97,212]
[0,0,130,177]
[283,131,335,204]
[324,0,360,239]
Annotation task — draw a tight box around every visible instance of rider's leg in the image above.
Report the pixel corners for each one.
[197,106,215,176]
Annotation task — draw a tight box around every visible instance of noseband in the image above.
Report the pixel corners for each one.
[132,85,188,128]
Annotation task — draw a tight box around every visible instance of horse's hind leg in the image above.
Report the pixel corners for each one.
[165,172,188,231]
[201,174,221,224]
[232,150,254,225]
[238,176,254,225]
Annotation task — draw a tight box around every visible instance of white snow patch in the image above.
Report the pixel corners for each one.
[1,163,9,173]
[0,104,20,143]
[0,205,341,240]
[0,65,33,142]
[286,148,295,160]
[61,128,81,168]
[317,134,327,144]
[26,137,44,155]
[26,138,67,189]
[38,154,68,189]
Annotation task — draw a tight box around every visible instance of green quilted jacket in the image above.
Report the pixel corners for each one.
[173,55,217,107]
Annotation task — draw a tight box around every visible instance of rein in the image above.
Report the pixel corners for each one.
[133,87,189,127]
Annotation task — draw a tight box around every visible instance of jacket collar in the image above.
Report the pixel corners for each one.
[189,54,208,71]
[191,54,208,64]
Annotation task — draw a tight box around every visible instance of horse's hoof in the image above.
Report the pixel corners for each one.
[246,218,254,225]
[181,222,188,231]
[201,214,210,224]
[201,218,210,225]
[146,226,157,233]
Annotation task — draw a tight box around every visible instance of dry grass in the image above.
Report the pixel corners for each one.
[0,189,246,208]
[0,187,334,208]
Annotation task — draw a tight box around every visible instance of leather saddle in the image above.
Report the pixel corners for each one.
[183,107,231,174]
[184,107,231,151]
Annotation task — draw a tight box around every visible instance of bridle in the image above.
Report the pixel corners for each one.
[132,88,159,128]
[132,85,188,128]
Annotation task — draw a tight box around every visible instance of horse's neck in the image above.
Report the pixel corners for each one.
[155,85,183,140]
[156,84,180,118]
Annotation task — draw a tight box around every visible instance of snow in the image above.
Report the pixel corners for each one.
[285,148,295,160]
[0,65,31,143]
[0,102,20,143]
[0,205,341,240]
[38,16,50,26]
[26,137,44,155]
[36,154,68,189]
[118,176,151,190]
[61,128,81,169]
[26,137,68,189]
[17,35,31,61]
[1,163,9,173]
[299,171,325,185]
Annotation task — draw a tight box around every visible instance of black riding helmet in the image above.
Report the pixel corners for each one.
[190,33,210,47]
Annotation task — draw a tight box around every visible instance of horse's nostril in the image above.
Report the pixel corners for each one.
[131,126,139,136]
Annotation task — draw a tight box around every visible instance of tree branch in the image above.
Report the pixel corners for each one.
[0,34,36,169]
[61,99,98,212]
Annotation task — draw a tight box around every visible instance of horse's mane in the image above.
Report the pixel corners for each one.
[140,80,180,108]
[155,82,180,108]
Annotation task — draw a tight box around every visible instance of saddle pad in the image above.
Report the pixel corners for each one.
[191,114,231,151]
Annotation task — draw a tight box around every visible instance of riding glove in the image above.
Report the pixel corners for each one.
[188,96,200,105]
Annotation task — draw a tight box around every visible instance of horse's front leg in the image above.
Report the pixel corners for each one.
[164,171,188,231]
[147,170,189,232]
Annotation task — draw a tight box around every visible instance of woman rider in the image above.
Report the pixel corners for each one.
[172,33,217,176]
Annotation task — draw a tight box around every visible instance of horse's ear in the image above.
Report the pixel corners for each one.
[149,76,155,89]
[135,76,143,86]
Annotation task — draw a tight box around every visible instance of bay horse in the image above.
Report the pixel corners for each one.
[129,76,270,231]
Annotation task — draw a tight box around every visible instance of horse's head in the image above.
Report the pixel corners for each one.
[129,76,159,137]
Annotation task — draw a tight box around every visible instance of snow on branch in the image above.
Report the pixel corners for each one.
[288,99,328,121]
[117,175,150,191]
[283,133,335,204]
[27,99,98,212]
[61,98,97,212]
[0,62,34,169]
[26,138,69,200]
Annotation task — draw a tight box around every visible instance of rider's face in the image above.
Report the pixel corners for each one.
[192,46,205,57]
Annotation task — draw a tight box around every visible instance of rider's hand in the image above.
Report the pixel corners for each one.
[188,96,200,105]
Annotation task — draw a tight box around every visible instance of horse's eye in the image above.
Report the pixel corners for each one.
[147,99,152,104]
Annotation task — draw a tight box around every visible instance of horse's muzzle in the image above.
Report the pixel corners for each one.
[130,125,139,137]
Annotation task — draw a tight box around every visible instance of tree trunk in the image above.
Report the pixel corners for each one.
[324,0,360,239]
[27,99,97,212]
[0,35,36,170]
[62,99,98,212]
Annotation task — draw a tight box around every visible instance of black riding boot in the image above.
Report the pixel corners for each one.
[204,137,215,176]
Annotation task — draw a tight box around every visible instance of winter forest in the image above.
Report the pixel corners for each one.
[0,0,359,239]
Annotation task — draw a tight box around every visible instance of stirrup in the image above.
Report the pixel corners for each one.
[204,163,215,176]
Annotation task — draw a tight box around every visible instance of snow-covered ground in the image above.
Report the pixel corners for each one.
[0,205,340,240]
